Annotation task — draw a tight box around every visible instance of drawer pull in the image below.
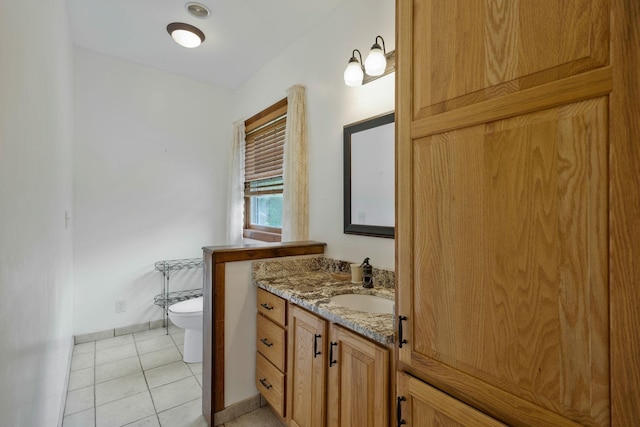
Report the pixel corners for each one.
[329,342,338,367]
[260,338,273,347]
[259,378,272,390]
[260,303,274,311]
[313,334,322,358]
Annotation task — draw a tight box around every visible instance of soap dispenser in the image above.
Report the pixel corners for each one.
[362,257,373,288]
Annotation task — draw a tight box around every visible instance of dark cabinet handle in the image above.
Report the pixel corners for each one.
[260,338,273,347]
[329,342,337,367]
[259,378,272,390]
[260,303,273,311]
[398,316,408,348]
[314,334,322,358]
[397,396,407,426]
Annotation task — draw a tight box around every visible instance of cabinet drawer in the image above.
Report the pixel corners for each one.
[256,352,285,417]
[397,372,506,426]
[257,314,286,371]
[257,288,287,326]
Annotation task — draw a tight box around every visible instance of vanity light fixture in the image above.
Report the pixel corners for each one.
[344,35,396,86]
[167,22,205,48]
[364,36,387,76]
[343,49,365,87]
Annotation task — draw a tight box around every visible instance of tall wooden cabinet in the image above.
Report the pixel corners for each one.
[395,1,640,426]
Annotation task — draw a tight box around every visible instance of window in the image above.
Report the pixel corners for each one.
[243,98,287,242]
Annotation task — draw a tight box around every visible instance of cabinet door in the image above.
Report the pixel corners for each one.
[287,305,328,427]
[396,1,611,426]
[397,372,506,427]
[327,325,389,427]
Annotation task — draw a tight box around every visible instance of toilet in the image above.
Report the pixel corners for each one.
[168,296,203,363]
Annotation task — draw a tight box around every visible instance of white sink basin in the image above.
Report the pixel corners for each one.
[329,294,394,314]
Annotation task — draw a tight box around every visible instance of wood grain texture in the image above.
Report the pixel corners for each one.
[256,314,286,372]
[327,325,389,427]
[411,99,609,426]
[401,357,585,427]
[257,288,287,327]
[213,264,225,412]
[411,66,612,139]
[203,241,326,263]
[287,305,327,427]
[395,0,415,370]
[397,372,508,426]
[412,0,609,120]
[395,1,626,425]
[610,0,640,424]
[202,254,213,425]
[256,352,286,416]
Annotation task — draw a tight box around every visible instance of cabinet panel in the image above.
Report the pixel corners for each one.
[412,0,609,119]
[256,352,285,417]
[257,288,287,326]
[397,372,507,427]
[405,99,609,425]
[398,0,640,426]
[287,305,328,427]
[327,325,389,427]
[257,314,286,371]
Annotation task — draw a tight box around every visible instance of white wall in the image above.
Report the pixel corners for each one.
[234,0,396,269]
[0,0,75,425]
[222,0,395,408]
[73,49,233,334]
[224,261,256,407]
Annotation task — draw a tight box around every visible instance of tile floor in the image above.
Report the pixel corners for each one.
[64,326,283,427]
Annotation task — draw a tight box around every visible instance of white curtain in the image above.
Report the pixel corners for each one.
[281,85,309,242]
[225,120,245,244]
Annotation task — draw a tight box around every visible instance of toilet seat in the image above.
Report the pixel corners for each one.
[169,296,203,316]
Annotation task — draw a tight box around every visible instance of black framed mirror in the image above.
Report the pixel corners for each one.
[343,111,395,238]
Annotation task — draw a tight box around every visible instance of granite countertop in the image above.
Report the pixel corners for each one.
[254,270,395,345]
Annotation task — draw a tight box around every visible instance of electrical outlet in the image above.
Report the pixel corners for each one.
[115,300,126,313]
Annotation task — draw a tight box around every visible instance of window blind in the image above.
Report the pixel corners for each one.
[244,115,286,183]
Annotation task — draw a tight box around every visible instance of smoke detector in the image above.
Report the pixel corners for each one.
[185,2,210,19]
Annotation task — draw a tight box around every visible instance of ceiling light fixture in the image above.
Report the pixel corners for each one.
[167,22,205,48]
[344,35,396,86]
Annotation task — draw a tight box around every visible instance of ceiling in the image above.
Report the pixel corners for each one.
[66,0,347,90]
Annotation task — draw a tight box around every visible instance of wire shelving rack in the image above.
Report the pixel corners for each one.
[154,258,204,334]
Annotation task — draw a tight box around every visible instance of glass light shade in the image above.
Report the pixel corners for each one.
[167,23,205,48]
[364,47,387,76]
[344,61,364,86]
[171,29,202,48]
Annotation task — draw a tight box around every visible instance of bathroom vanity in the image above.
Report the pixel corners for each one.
[253,257,395,427]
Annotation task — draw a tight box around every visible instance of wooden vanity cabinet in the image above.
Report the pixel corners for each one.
[257,288,393,427]
[287,305,328,427]
[327,324,389,427]
[396,0,640,426]
[256,288,287,418]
